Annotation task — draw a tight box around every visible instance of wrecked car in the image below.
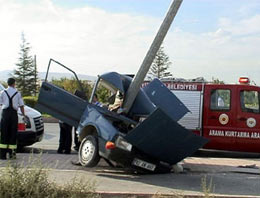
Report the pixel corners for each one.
[36,59,207,173]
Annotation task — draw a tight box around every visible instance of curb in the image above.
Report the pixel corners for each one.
[95,192,260,198]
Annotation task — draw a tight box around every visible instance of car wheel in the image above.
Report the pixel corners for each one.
[79,135,100,167]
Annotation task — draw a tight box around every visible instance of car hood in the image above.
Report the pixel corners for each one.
[125,108,208,165]
[18,105,41,118]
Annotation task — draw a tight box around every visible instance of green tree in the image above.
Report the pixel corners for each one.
[14,33,38,96]
[32,55,39,96]
[148,46,172,80]
[96,86,110,103]
[51,77,92,99]
[212,77,224,84]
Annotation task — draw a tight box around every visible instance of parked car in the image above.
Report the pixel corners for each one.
[0,83,44,147]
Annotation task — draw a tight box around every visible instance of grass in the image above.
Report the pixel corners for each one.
[0,153,217,198]
[201,176,214,198]
[42,113,52,118]
[0,155,98,198]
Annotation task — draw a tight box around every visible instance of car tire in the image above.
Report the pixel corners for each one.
[79,135,100,167]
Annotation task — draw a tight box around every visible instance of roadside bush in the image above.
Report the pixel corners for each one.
[0,155,97,198]
[23,96,38,108]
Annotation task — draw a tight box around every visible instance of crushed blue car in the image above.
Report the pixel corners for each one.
[36,59,208,173]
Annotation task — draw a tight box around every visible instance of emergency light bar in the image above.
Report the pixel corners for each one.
[239,77,250,84]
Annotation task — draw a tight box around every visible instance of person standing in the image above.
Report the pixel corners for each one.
[57,120,72,154]
[93,93,102,107]
[73,127,80,151]
[0,78,25,160]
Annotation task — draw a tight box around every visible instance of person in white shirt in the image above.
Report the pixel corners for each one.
[218,96,225,107]
[0,78,25,160]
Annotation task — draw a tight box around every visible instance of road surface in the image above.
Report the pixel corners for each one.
[1,123,260,197]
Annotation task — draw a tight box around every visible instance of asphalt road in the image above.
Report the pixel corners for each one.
[1,123,260,197]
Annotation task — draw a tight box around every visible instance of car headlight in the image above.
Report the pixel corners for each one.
[24,115,31,128]
[115,136,132,152]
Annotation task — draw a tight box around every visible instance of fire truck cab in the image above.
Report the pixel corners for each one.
[161,77,260,153]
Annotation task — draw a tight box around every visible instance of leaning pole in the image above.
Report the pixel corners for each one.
[122,0,183,113]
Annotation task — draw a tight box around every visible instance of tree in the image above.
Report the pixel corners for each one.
[96,85,111,103]
[51,78,91,99]
[14,33,39,96]
[32,55,39,96]
[147,46,172,80]
[212,77,224,84]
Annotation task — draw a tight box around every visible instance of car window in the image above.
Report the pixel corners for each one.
[240,90,260,114]
[210,89,231,111]
[95,80,116,104]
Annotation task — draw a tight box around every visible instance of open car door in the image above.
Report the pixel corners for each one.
[36,82,88,127]
[125,108,208,165]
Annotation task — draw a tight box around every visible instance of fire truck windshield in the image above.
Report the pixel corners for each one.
[240,90,260,114]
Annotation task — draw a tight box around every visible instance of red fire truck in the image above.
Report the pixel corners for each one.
[160,77,260,153]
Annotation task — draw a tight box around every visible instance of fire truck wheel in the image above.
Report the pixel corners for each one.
[79,135,100,167]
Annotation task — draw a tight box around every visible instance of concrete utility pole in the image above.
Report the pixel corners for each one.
[122,0,183,113]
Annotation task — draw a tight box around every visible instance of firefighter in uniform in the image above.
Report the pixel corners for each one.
[0,78,25,160]
[57,120,72,154]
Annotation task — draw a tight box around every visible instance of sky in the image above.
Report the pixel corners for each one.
[1,0,260,84]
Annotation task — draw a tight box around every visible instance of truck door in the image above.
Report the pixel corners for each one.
[36,82,88,127]
[202,85,237,151]
[234,86,260,152]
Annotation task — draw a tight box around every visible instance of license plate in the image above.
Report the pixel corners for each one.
[132,158,156,171]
